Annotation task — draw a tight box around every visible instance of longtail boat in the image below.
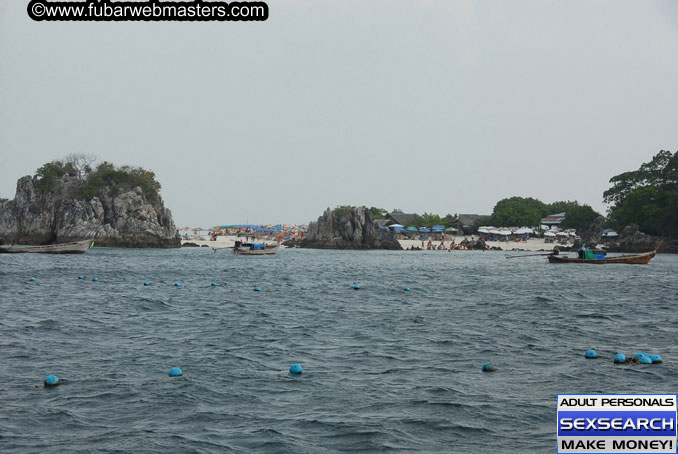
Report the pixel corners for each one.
[0,239,93,254]
[233,240,279,255]
[547,242,661,265]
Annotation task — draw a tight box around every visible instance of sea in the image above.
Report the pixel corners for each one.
[1,247,677,453]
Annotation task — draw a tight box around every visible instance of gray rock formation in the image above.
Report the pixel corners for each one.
[572,216,605,249]
[289,207,402,250]
[0,175,180,247]
[606,224,673,253]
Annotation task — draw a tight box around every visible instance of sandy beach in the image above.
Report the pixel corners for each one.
[181,235,279,249]
[182,235,567,252]
[398,236,567,252]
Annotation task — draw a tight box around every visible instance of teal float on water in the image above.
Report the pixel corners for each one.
[403,287,410,291]
[78,275,84,279]
[211,281,217,286]
[353,284,360,290]
[585,349,597,359]
[143,281,150,286]
[169,367,183,377]
[289,363,303,374]
[29,277,36,281]
[44,374,59,387]
[175,282,181,287]
[639,355,653,364]
[92,277,98,281]
[301,285,308,290]
[649,354,663,364]
[613,353,626,363]
[634,352,649,360]
[481,362,495,372]
[253,286,261,291]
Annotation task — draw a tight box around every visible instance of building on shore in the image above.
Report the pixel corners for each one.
[456,214,490,234]
[384,212,417,227]
[540,212,566,230]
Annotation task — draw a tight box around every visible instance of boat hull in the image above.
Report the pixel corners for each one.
[547,250,656,264]
[0,239,92,254]
[233,245,279,255]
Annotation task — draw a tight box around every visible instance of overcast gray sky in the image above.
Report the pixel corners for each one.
[1,0,677,227]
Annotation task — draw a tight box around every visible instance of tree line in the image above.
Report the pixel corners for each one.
[33,154,162,202]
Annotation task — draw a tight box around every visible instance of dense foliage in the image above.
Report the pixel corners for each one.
[605,150,678,237]
[408,212,457,228]
[486,197,600,230]
[368,207,388,220]
[34,157,162,201]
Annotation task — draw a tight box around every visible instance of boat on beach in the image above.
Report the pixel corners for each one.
[0,239,93,254]
[233,240,279,255]
[547,243,661,265]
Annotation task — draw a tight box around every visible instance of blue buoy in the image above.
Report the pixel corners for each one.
[92,276,98,281]
[44,374,59,387]
[78,275,85,279]
[301,285,308,290]
[353,284,360,290]
[143,281,150,286]
[403,287,410,291]
[289,363,303,374]
[634,352,649,360]
[253,286,261,291]
[175,282,181,287]
[639,355,653,364]
[29,277,36,281]
[211,281,217,286]
[481,362,495,372]
[613,353,626,363]
[169,367,183,377]
[585,349,597,359]
[649,354,663,364]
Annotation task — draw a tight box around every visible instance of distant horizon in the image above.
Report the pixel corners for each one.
[0,150,667,227]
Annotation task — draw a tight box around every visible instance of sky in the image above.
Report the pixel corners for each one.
[1,0,677,227]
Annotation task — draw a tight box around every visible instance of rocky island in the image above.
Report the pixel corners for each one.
[0,157,180,248]
[286,206,402,250]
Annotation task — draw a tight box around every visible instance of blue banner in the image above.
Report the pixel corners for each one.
[558,411,676,437]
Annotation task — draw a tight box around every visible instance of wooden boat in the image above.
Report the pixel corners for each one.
[547,243,660,265]
[0,239,93,254]
[233,240,278,255]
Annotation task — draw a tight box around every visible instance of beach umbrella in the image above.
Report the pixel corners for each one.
[445,227,457,232]
[392,226,405,231]
[389,224,404,229]
[477,228,489,234]
[569,231,577,237]
[419,228,431,233]
[556,232,569,237]
[406,226,418,231]
[498,230,512,236]
[544,232,556,237]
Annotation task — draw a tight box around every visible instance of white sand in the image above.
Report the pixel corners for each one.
[398,236,569,252]
[182,235,567,252]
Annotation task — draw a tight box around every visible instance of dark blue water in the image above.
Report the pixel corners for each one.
[1,248,677,452]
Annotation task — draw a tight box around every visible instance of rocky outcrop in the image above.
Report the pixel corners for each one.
[459,238,493,250]
[571,216,606,249]
[288,207,402,250]
[0,175,180,248]
[606,225,675,253]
